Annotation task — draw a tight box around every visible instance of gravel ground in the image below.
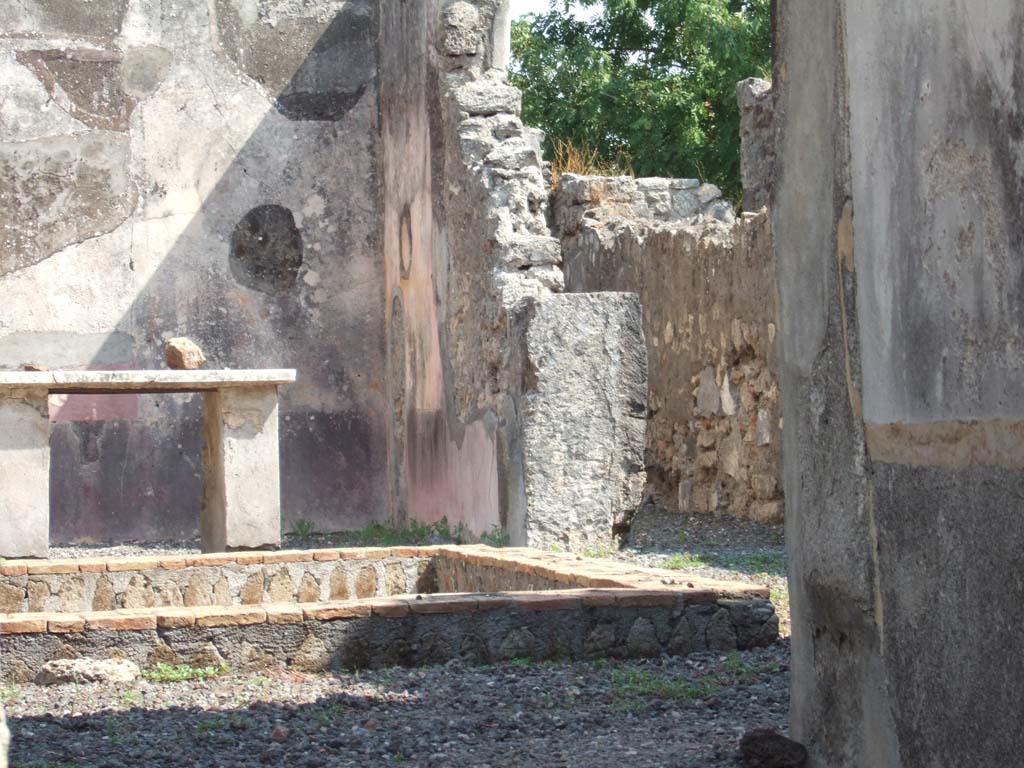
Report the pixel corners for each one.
[18,510,790,767]
[5,644,789,768]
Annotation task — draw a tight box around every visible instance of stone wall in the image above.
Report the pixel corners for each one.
[0,590,775,682]
[555,176,782,523]
[0,550,434,614]
[0,0,386,541]
[379,1,647,548]
[774,1,1024,765]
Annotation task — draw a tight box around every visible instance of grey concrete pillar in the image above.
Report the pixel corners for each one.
[0,389,50,558]
[774,1,1024,765]
[201,386,282,552]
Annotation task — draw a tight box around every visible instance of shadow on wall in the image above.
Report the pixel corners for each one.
[1,1,386,542]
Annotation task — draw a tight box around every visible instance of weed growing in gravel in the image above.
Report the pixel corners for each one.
[291,518,316,539]
[120,690,142,707]
[142,662,229,683]
[733,552,786,574]
[663,552,714,570]
[610,667,717,703]
[0,683,20,703]
[315,702,347,726]
[582,542,617,558]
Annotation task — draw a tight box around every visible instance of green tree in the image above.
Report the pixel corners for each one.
[510,0,770,200]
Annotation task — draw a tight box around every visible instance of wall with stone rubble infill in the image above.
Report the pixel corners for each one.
[379,1,647,549]
[0,549,436,614]
[0,0,387,541]
[0,545,777,680]
[554,176,782,523]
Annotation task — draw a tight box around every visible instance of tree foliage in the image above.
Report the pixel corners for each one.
[510,0,770,200]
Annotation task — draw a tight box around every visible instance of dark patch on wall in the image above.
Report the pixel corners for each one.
[229,204,303,293]
[388,292,408,524]
[49,399,203,544]
[213,0,376,122]
[398,205,413,278]
[279,411,386,533]
[16,49,135,131]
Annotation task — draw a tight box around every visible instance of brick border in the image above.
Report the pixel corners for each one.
[0,544,770,637]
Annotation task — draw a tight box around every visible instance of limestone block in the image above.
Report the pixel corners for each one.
[329,565,350,599]
[0,389,49,558]
[511,293,648,550]
[37,658,140,686]
[201,386,282,552]
[355,565,377,598]
[494,234,562,268]
[441,1,482,56]
[485,137,541,170]
[736,77,774,212]
[454,74,521,116]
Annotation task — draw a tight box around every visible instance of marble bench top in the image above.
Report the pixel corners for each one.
[0,369,296,394]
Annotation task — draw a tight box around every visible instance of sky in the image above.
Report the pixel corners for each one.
[509,1,601,20]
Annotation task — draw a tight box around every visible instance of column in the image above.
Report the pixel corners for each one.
[0,388,50,558]
[201,386,282,552]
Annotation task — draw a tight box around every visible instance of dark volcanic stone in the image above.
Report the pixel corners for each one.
[739,729,808,768]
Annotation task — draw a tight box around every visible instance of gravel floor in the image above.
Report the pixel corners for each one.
[6,645,789,768]
[16,510,790,767]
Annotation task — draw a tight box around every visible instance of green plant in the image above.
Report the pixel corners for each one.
[663,552,713,570]
[511,0,771,200]
[582,542,616,559]
[736,551,786,574]
[142,662,229,683]
[291,518,316,539]
[0,683,21,704]
[610,667,717,704]
[120,690,142,707]
[480,524,510,548]
[339,518,458,547]
[195,716,226,736]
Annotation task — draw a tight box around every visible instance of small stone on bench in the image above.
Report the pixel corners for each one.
[166,337,207,370]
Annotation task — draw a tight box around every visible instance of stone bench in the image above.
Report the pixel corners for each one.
[0,369,296,558]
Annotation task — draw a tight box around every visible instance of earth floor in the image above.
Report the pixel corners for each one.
[5,509,790,768]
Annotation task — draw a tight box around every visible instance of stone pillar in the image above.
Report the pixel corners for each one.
[0,389,50,558]
[201,386,282,552]
[508,293,647,551]
[774,1,1024,765]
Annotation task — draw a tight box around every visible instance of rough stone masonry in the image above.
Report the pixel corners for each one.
[774,1,1024,765]
[554,165,782,524]
[1,0,649,551]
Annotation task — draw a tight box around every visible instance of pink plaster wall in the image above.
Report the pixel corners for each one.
[380,1,500,536]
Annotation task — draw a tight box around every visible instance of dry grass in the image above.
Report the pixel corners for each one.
[550,138,633,189]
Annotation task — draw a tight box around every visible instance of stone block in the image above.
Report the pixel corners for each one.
[201,386,282,552]
[165,337,206,370]
[510,292,648,551]
[0,389,49,558]
[453,74,521,116]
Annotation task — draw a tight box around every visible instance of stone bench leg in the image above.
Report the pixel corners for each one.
[0,389,50,558]
[201,386,282,552]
